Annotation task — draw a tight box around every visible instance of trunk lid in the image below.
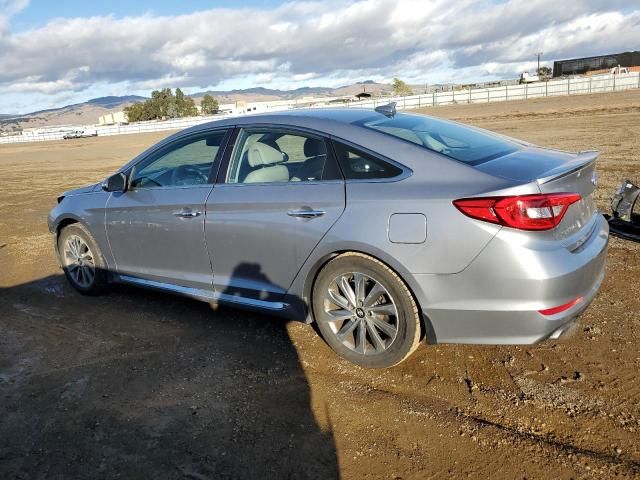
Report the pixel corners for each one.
[475,147,599,242]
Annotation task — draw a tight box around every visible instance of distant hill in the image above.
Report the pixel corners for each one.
[87,96,147,108]
[190,86,335,102]
[0,82,398,132]
[25,95,147,117]
[0,95,148,132]
[190,82,392,104]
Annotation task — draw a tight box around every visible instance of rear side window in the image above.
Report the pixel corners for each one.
[226,129,336,184]
[333,142,403,180]
[354,113,520,165]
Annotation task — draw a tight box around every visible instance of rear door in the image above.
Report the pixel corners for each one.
[205,127,345,302]
[105,129,229,292]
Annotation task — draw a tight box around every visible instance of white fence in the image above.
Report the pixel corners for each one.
[0,114,237,144]
[2,71,639,145]
[341,71,640,111]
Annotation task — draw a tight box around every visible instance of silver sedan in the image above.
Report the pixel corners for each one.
[48,106,609,367]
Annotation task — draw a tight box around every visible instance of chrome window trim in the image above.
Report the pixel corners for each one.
[125,183,214,193]
[213,179,344,189]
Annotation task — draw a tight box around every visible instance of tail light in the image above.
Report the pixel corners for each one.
[453,193,581,231]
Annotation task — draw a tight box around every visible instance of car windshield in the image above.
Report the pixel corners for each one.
[354,113,521,165]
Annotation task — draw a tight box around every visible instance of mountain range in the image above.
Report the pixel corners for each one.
[0,81,394,132]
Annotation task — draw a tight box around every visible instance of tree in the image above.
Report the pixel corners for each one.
[175,88,194,116]
[152,88,177,118]
[175,87,186,111]
[201,94,219,115]
[124,102,146,122]
[182,97,199,117]
[539,66,552,77]
[123,88,199,122]
[392,78,413,96]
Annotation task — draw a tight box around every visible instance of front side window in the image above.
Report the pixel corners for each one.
[226,129,329,184]
[354,113,520,165]
[130,131,226,188]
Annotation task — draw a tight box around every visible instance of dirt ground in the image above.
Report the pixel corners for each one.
[1,90,639,479]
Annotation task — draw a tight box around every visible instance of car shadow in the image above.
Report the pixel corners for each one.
[0,268,339,479]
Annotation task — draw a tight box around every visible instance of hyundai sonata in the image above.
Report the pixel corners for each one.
[48,105,609,367]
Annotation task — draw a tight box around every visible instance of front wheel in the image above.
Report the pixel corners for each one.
[57,223,108,295]
[312,253,422,368]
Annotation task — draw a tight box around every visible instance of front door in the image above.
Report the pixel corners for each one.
[105,130,228,292]
[205,128,345,302]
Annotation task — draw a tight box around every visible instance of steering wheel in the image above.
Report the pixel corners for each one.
[171,165,208,186]
[133,175,162,188]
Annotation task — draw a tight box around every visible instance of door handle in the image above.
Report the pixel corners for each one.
[287,209,326,219]
[173,209,201,218]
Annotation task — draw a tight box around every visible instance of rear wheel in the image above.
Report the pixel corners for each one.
[57,224,108,295]
[312,253,421,368]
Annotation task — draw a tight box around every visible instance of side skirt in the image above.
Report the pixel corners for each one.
[116,274,290,311]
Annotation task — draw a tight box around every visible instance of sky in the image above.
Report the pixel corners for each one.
[0,0,638,113]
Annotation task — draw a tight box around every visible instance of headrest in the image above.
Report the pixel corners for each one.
[304,138,325,158]
[247,142,285,167]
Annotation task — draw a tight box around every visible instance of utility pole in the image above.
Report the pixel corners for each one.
[534,52,543,75]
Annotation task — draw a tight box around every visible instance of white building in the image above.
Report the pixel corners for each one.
[98,111,128,125]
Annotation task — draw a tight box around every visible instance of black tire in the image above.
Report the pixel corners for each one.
[57,223,108,295]
[312,252,421,368]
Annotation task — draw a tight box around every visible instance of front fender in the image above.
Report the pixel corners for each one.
[47,191,114,269]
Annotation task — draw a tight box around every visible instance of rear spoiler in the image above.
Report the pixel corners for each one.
[536,150,599,185]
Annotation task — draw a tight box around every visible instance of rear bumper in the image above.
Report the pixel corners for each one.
[410,214,609,344]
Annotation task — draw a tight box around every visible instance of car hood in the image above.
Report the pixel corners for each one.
[63,182,100,196]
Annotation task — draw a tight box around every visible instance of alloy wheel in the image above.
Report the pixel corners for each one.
[322,272,399,355]
[62,234,96,288]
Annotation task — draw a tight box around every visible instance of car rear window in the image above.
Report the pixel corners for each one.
[354,113,521,165]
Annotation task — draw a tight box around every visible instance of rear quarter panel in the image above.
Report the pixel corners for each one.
[323,179,502,275]
[318,140,541,275]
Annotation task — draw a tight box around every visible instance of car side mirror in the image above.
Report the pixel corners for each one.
[102,172,128,192]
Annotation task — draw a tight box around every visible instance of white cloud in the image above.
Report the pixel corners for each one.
[0,0,638,111]
[0,0,28,37]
